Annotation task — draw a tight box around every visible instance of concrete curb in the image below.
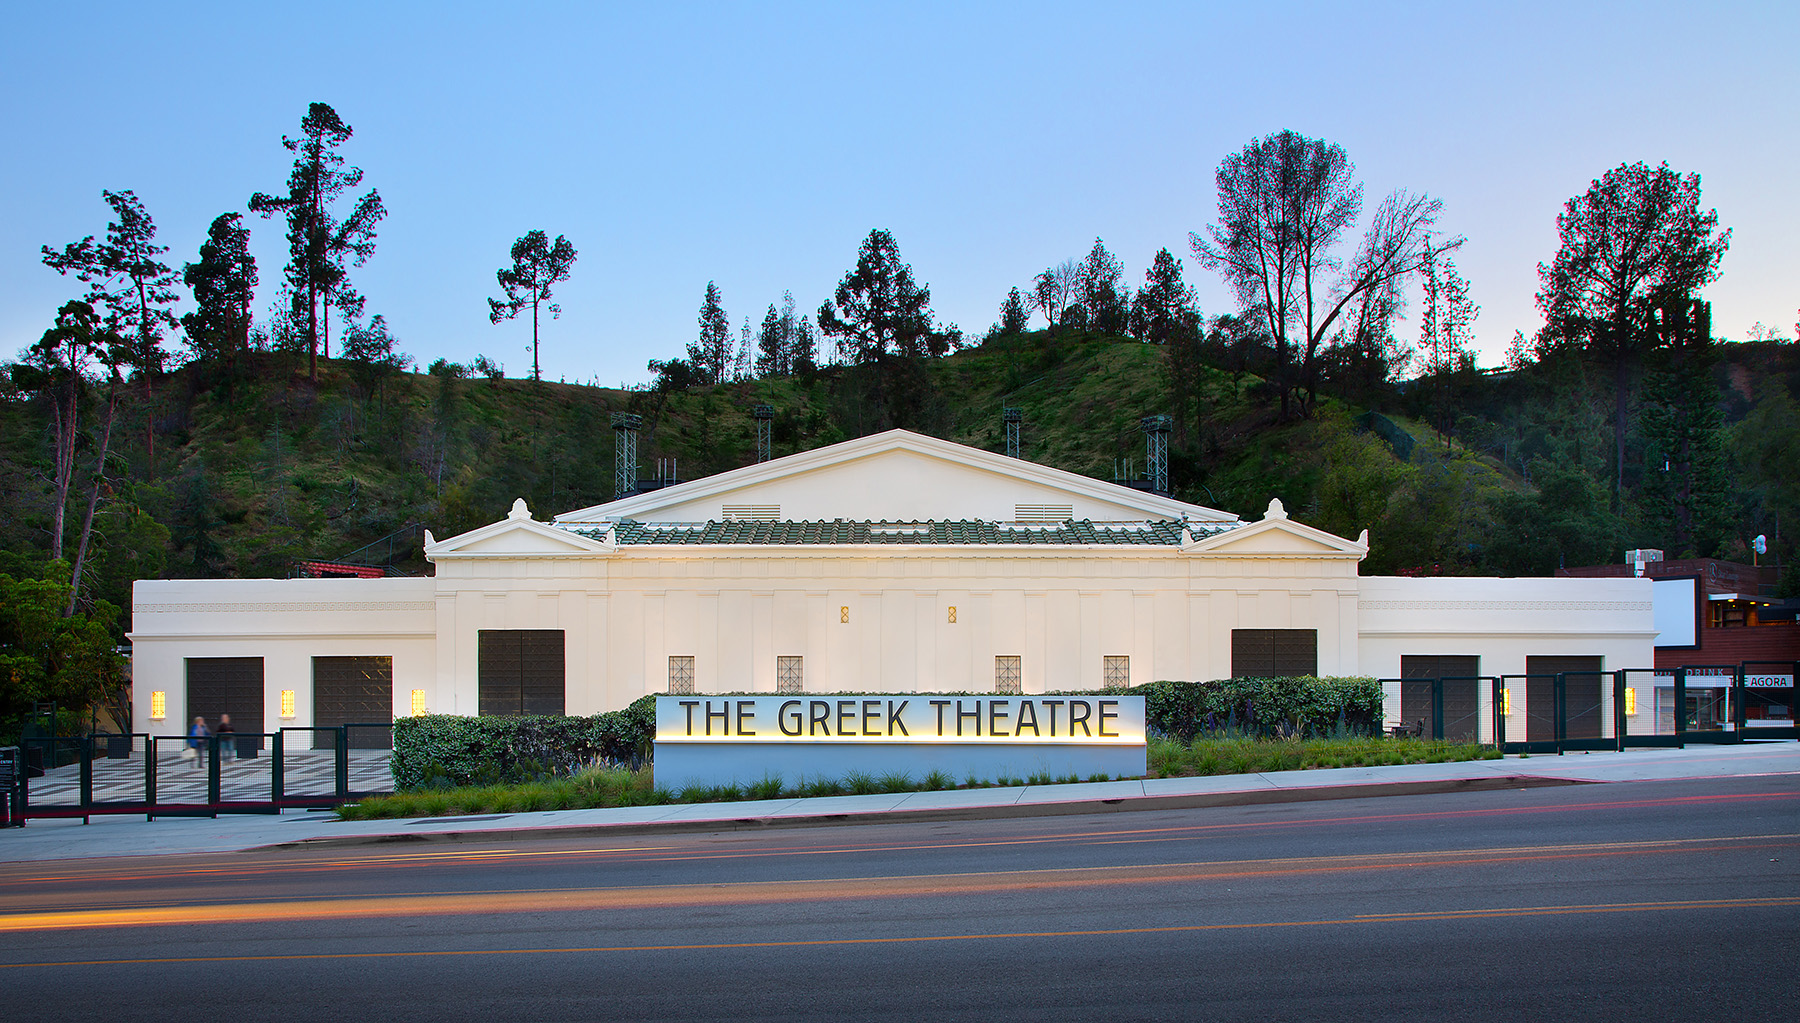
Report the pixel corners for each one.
[264,773,1590,851]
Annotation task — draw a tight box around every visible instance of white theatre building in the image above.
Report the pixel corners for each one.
[130,429,1656,745]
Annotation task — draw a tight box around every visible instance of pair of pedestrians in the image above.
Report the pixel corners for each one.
[185,714,238,768]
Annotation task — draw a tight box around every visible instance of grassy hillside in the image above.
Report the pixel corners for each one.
[3,329,1795,640]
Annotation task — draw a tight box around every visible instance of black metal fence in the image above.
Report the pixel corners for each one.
[1383,661,1798,755]
[10,722,392,824]
[1,746,22,828]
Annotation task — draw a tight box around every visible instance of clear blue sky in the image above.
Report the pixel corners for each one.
[3,1,1794,387]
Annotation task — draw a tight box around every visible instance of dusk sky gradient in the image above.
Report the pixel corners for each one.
[3,1,1794,387]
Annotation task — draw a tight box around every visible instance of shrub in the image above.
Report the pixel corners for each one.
[390,694,656,791]
[1133,676,1382,741]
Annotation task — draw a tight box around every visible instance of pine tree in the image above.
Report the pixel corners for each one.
[756,304,786,377]
[1639,299,1731,557]
[487,230,577,381]
[1078,238,1129,334]
[689,281,731,384]
[249,102,386,380]
[182,213,258,374]
[42,189,180,471]
[999,287,1029,335]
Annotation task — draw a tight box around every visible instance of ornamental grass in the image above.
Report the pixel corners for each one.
[337,734,1501,820]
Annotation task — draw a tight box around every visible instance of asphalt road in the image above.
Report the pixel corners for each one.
[2,776,1795,1022]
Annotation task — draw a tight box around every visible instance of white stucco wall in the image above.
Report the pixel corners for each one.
[1357,575,1656,738]
[129,578,437,736]
[425,542,1361,713]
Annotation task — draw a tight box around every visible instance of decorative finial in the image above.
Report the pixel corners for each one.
[423,529,436,547]
[1357,528,1369,547]
[508,498,531,521]
[1264,498,1287,520]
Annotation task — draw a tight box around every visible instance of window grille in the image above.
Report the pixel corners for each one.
[1103,655,1130,690]
[995,656,1022,694]
[668,655,695,695]
[777,656,804,694]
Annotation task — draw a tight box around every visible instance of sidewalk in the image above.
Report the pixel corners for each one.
[3,743,1796,863]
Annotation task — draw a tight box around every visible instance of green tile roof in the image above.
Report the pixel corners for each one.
[572,519,1234,546]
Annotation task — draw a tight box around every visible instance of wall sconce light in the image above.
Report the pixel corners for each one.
[150,690,166,721]
[947,606,957,623]
[840,606,849,623]
[1625,687,1638,715]
[280,690,297,719]
[411,689,428,716]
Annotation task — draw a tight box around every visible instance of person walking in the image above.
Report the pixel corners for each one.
[188,715,210,769]
[216,713,236,761]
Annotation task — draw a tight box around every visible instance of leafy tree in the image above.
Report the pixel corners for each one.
[487,230,577,382]
[647,357,701,392]
[754,292,814,378]
[789,306,818,376]
[998,287,1029,335]
[181,212,258,375]
[0,562,127,730]
[818,229,950,430]
[249,102,386,380]
[817,229,944,362]
[1031,260,1078,333]
[25,302,127,600]
[1638,299,1730,557]
[42,189,180,472]
[1320,281,1408,405]
[1131,249,1204,444]
[1077,238,1129,334]
[734,316,754,381]
[689,281,731,384]
[41,189,180,381]
[1418,248,1479,450]
[1191,130,1461,418]
[341,314,410,399]
[1535,161,1730,509]
[756,304,787,377]
[1734,378,1800,578]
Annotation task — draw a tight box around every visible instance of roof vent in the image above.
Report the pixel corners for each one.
[723,504,780,521]
[1015,504,1072,523]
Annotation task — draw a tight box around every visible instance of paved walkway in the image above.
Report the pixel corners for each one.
[2,743,1795,863]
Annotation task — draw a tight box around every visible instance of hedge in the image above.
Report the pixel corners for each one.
[390,695,655,790]
[389,679,1382,790]
[1132,677,1383,741]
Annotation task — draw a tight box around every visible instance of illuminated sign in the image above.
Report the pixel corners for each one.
[656,695,1144,745]
[653,695,1148,789]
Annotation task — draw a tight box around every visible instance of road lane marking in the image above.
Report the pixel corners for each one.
[5,789,1790,888]
[3,896,1797,970]
[1,833,1793,931]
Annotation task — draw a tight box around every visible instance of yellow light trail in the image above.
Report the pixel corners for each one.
[1,833,1792,933]
[3,897,1796,971]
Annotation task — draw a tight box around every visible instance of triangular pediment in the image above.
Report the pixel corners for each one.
[427,498,616,559]
[557,429,1236,525]
[1183,499,1368,559]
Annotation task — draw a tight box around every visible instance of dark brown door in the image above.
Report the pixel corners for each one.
[313,656,394,749]
[1526,656,1604,740]
[478,630,566,716]
[1231,630,1319,678]
[1400,656,1480,741]
[186,657,264,738]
